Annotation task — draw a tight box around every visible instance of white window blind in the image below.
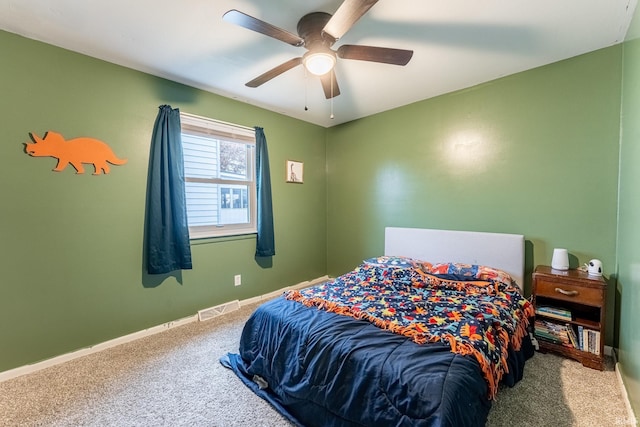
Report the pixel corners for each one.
[180,113,256,239]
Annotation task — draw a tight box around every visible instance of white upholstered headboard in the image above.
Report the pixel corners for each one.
[384,227,525,290]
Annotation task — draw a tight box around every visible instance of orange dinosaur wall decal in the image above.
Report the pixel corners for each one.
[25,131,127,175]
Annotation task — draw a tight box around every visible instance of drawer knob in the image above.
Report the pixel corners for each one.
[555,287,579,296]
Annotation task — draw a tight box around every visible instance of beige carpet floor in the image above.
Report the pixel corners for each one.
[0,301,634,426]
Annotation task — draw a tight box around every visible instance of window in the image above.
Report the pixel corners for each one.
[180,113,256,239]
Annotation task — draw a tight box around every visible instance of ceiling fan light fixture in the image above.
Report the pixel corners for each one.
[303,51,336,76]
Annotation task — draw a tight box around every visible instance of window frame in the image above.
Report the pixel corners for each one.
[180,112,257,240]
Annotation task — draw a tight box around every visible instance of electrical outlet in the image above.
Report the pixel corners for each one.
[234,274,242,286]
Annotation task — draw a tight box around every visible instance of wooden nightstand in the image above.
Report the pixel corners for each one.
[532,265,606,370]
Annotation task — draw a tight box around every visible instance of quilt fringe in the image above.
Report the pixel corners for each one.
[285,290,534,400]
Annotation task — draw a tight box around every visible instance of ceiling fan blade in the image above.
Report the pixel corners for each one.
[322,0,378,41]
[319,70,340,99]
[223,9,304,47]
[337,44,413,65]
[246,57,303,88]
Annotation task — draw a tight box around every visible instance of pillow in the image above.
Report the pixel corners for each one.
[430,263,513,286]
[430,262,478,277]
[363,255,432,271]
[476,265,513,286]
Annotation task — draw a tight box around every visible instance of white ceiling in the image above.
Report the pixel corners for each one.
[0,0,636,127]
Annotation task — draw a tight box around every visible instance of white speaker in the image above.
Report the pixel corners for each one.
[551,248,569,270]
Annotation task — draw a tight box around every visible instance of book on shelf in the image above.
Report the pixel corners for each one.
[582,328,601,355]
[560,326,600,354]
[577,325,584,350]
[584,328,592,353]
[535,305,572,321]
[534,319,573,348]
[535,320,602,355]
[566,325,579,349]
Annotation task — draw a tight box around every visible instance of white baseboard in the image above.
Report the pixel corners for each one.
[0,275,330,383]
[612,349,638,426]
[0,313,198,383]
[238,275,329,306]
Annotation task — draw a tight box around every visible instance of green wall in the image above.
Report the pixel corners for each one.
[1,25,635,417]
[0,30,327,372]
[326,47,622,346]
[618,25,640,416]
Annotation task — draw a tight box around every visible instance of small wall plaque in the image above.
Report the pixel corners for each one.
[286,160,303,183]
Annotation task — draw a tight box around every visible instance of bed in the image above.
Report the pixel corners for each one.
[221,227,535,426]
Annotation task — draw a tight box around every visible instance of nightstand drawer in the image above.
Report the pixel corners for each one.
[535,279,603,306]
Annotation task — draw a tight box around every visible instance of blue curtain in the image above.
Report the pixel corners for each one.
[145,105,192,274]
[255,127,275,257]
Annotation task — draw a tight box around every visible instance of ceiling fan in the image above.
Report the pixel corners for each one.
[222,0,413,99]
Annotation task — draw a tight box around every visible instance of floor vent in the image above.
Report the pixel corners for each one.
[198,300,240,322]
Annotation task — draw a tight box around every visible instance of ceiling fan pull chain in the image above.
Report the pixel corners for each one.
[304,68,309,111]
[330,72,335,119]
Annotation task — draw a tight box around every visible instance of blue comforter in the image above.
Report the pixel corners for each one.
[221,296,533,426]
